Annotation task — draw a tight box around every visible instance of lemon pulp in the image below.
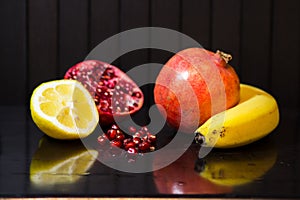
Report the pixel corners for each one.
[30,79,99,139]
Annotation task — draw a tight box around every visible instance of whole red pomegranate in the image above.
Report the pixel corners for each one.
[154,48,240,133]
[64,60,144,125]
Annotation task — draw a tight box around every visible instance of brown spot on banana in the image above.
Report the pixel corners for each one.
[219,127,226,138]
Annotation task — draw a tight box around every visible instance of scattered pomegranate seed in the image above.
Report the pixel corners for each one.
[106,129,117,140]
[128,126,137,134]
[97,135,108,145]
[111,140,122,148]
[111,124,119,130]
[141,126,148,132]
[134,132,141,138]
[97,124,157,156]
[123,138,132,145]
[133,137,142,145]
[125,142,136,150]
[148,135,157,143]
[127,147,138,154]
[150,146,155,151]
[115,133,125,141]
[139,141,151,152]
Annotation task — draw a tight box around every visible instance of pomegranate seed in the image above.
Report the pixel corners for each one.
[123,138,132,145]
[113,106,121,113]
[106,129,117,140]
[100,106,108,112]
[139,141,150,152]
[143,135,148,141]
[96,87,102,94]
[125,142,136,150]
[128,126,136,134]
[102,75,110,80]
[99,81,104,86]
[111,124,119,130]
[132,91,142,98]
[100,100,109,109]
[107,81,115,89]
[97,135,108,145]
[150,146,155,151]
[94,98,99,104]
[117,129,122,134]
[141,126,148,132]
[134,132,141,138]
[111,140,122,148]
[148,135,156,143]
[127,147,138,154]
[133,137,142,145]
[106,67,114,74]
[115,133,125,141]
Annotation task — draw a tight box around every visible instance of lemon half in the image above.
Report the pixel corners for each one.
[30,79,99,139]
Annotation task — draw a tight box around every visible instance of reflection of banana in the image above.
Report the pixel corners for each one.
[195,84,280,148]
[198,140,277,186]
[30,136,98,186]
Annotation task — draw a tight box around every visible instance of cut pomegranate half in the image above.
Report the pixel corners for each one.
[64,60,144,125]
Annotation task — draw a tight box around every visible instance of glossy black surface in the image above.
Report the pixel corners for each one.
[1,0,299,198]
[0,104,299,198]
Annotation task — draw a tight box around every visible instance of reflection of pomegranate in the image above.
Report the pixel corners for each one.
[154,48,240,132]
[153,145,232,194]
[64,60,144,125]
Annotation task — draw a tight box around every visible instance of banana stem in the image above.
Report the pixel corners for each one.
[194,132,205,145]
[216,50,232,63]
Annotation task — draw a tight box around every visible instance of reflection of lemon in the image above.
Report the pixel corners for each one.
[30,136,98,185]
[199,140,277,186]
[30,79,99,139]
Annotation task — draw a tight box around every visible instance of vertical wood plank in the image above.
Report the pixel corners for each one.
[119,0,150,71]
[151,0,181,31]
[90,0,120,51]
[240,0,272,89]
[149,0,181,108]
[211,0,241,71]
[58,0,89,76]
[150,0,181,64]
[28,0,58,92]
[0,0,26,105]
[120,0,150,31]
[271,0,300,109]
[181,0,211,49]
[119,0,151,124]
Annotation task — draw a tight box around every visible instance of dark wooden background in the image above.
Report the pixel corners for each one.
[0,0,299,111]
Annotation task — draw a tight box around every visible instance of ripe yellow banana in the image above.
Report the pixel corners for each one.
[194,84,280,148]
